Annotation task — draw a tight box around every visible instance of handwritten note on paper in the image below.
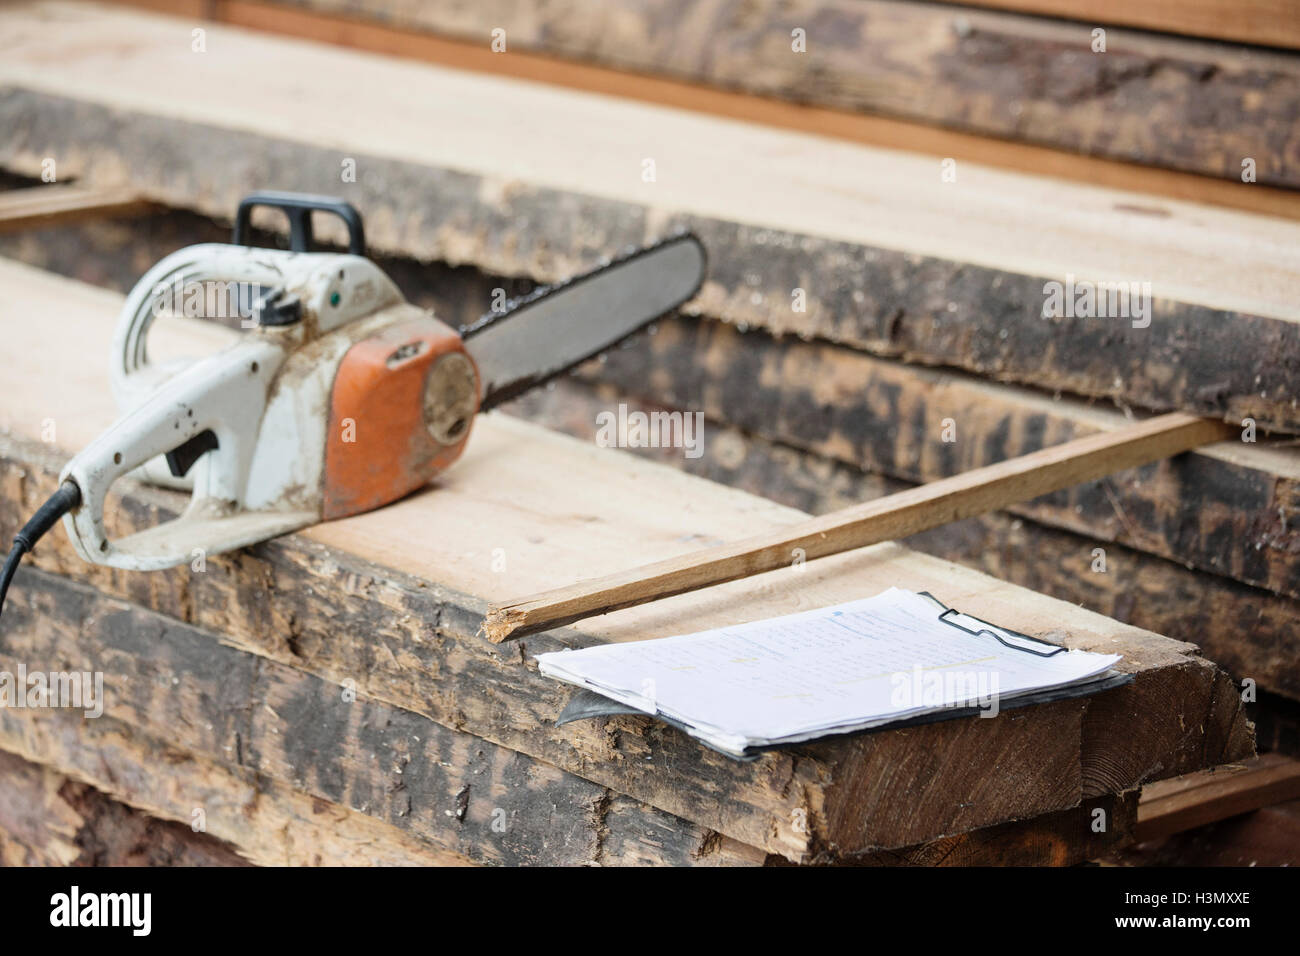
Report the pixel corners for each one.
[537,588,1122,756]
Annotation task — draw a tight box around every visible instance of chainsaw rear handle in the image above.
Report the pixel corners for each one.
[117,191,366,406]
[82,235,408,569]
[60,338,292,570]
[112,245,288,414]
[233,191,366,255]
[111,242,400,464]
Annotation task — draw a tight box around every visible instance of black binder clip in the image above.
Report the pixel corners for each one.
[918,591,1067,658]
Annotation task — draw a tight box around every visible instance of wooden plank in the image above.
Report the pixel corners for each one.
[1,442,1127,859]
[0,717,476,866]
[483,414,1231,641]
[966,0,1300,51]
[4,4,1300,431]
[0,561,1112,858]
[580,313,1300,602]
[0,200,263,294]
[7,206,1298,609]
[0,702,1133,867]
[0,749,253,866]
[0,751,86,866]
[0,570,767,867]
[1136,754,1300,842]
[1108,798,1300,866]
[0,575,1128,869]
[192,0,1300,220]
[513,378,1300,702]
[0,260,1254,858]
[846,793,1137,866]
[221,0,1300,187]
[0,183,154,234]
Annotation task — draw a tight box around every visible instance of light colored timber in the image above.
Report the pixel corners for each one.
[3,2,1300,326]
[1136,753,1300,844]
[103,0,1300,205]
[5,165,1300,604]
[7,2,1300,434]
[0,183,154,233]
[967,0,1300,52]
[483,413,1234,641]
[206,0,1300,219]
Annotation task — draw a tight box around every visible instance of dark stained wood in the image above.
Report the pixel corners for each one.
[1254,693,1300,757]
[0,749,251,866]
[844,793,1137,866]
[1107,798,1300,866]
[1136,754,1300,842]
[4,564,1145,866]
[1082,663,1254,797]
[0,573,766,867]
[0,707,1135,868]
[0,714,477,866]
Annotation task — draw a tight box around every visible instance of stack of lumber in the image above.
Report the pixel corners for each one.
[0,259,1254,865]
[108,0,1300,217]
[0,0,1294,863]
[1105,754,1300,866]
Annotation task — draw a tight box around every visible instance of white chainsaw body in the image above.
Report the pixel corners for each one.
[59,243,412,571]
[53,193,704,575]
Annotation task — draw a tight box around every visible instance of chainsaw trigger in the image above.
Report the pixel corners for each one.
[165,428,220,478]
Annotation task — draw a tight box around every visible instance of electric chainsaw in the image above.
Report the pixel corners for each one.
[0,192,706,619]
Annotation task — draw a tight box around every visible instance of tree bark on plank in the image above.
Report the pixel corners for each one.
[0,750,254,867]
[2,23,1299,431]
[0,577,765,867]
[0,442,1254,858]
[0,262,1255,860]
[579,314,1300,601]
[1,707,1133,866]
[511,378,1300,702]
[248,0,1300,184]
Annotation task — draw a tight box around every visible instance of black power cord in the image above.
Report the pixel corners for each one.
[0,481,81,623]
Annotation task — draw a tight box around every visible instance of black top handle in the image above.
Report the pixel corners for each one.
[233,191,366,255]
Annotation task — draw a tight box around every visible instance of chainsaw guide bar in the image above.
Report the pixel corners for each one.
[462,232,706,411]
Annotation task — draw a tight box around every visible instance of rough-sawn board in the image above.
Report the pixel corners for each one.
[0,260,1254,861]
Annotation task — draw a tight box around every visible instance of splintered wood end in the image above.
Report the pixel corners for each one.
[480,606,528,643]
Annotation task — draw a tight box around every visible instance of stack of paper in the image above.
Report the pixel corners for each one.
[538,588,1123,757]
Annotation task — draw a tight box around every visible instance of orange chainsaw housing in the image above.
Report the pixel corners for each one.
[322,315,479,520]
